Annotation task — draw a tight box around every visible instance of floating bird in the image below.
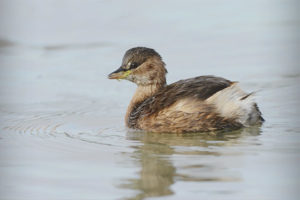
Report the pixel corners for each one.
[108,47,264,133]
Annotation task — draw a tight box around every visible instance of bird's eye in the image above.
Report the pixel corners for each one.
[130,62,138,69]
[124,62,138,70]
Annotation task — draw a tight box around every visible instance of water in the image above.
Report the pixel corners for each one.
[0,0,299,199]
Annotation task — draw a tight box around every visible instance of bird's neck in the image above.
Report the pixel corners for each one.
[125,83,165,127]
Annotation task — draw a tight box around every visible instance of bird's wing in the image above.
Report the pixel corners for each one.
[143,75,232,114]
[128,76,232,126]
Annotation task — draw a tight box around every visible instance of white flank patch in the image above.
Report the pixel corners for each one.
[206,83,259,126]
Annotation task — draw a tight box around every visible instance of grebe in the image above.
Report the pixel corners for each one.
[108,47,264,133]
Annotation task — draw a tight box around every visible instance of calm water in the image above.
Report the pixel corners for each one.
[0,0,299,199]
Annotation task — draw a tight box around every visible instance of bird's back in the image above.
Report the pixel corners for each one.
[127,76,263,133]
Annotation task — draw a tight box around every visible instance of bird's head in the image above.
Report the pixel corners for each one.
[108,47,167,86]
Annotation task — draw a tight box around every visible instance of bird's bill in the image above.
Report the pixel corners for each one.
[108,67,132,80]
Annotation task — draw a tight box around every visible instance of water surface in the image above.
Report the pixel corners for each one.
[0,0,299,199]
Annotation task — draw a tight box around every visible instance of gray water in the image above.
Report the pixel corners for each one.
[0,0,299,199]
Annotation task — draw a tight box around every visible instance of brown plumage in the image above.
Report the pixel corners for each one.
[108,47,264,133]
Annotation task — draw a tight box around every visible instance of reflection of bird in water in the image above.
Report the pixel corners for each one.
[121,136,175,200]
[109,47,264,133]
[121,126,261,199]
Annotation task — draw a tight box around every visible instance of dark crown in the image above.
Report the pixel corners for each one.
[122,47,162,69]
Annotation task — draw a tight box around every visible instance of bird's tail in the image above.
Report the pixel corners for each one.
[206,83,264,126]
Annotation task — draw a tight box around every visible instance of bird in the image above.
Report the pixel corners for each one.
[108,47,264,133]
